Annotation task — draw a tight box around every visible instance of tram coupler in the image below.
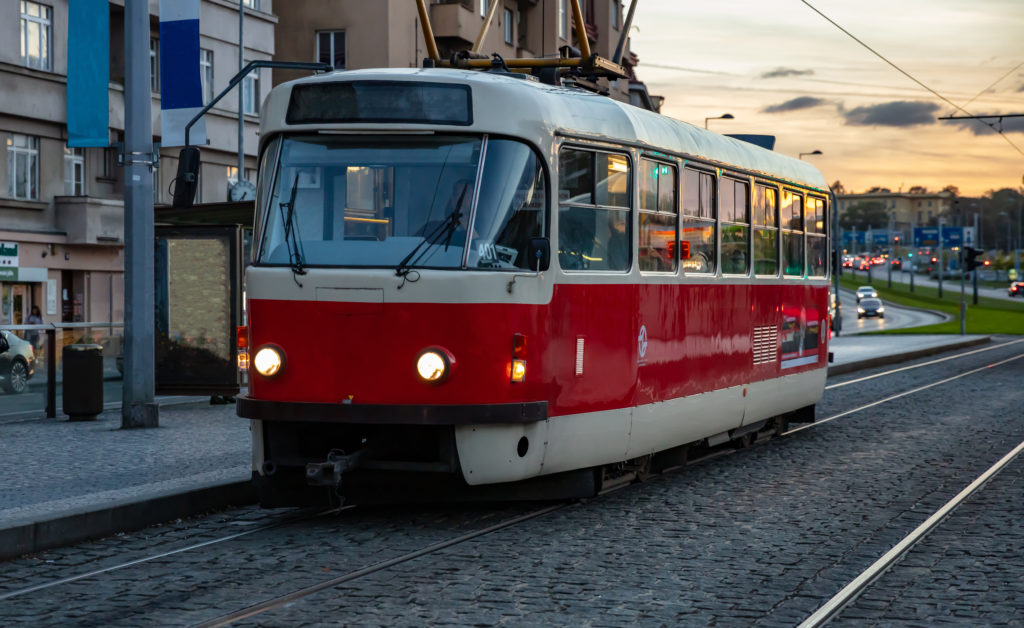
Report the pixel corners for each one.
[305,448,368,487]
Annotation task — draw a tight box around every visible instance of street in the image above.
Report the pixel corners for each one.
[1,339,1022,625]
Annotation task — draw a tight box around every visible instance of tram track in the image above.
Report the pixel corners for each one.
[1,340,1021,625]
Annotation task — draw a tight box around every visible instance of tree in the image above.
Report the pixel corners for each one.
[942,184,959,197]
[908,185,928,194]
[839,200,889,230]
[830,180,846,195]
[866,186,891,194]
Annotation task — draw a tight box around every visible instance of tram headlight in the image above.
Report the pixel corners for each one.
[416,347,454,383]
[253,345,284,378]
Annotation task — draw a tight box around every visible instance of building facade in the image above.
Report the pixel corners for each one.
[0,0,274,328]
[272,0,653,109]
[836,190,954,231]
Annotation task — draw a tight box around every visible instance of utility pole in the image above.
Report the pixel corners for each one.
[937,217,944,299]
[909,219,916,293]
[238,0,245,185]
[832,192,841,335]
[887,214,894,289]
[973,213,979,305]
[121,0,158,428]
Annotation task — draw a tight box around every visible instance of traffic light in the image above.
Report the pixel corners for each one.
[964,246,983,271]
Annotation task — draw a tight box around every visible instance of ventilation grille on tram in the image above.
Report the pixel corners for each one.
[752,325,779,365]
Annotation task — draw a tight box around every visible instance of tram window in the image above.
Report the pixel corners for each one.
[680,167,716,273]
[783,230,804,276]
[753,184,778,275]
[807,235,827,277]
[721,178,749,275]
[468,139,546,270]
[782,190,803,230]
[639,159,677,273]
[558,147,631,272]
[806,196,826,235]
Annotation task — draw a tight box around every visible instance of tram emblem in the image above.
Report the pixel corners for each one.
[638,324,648,363]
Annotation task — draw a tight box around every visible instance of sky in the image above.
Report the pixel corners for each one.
[629,0,1024,197]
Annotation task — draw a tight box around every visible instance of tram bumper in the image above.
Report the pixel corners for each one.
[235,395,547,425]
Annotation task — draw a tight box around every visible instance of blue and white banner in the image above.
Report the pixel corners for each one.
[159,0,206,147]
[67,0,110,147]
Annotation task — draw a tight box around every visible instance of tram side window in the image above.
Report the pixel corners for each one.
[558,148,631,271]
[720,178,750,275]
[681,168,716,273]
[806,196,827,277]
[638,159,677,273]
[468,139,546,270]
[753,183,778,276]
[781,189,804,276]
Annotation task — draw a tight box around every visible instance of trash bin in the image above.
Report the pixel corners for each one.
[63,344,104,421]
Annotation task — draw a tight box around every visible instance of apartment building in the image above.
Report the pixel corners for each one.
[272,0,657,110]
[0,0,274,327]
[836,190,954,231]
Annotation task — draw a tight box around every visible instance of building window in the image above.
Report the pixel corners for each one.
[558,0,567,39]
[611,0,619,29]
[480,0,489,17]
[638,159,677,273]
[317,31,346,71]
[8,134,39,200]
[241,0,259,8]
[20,1,52,71]
[242,64,259,115]
[64,146,85,196]
[200,48,213,104]
[150,38,160,93]
[504,8,513,44]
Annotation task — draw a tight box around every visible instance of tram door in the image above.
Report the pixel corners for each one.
[154,225,243,396]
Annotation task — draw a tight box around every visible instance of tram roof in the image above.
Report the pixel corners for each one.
[262,68,829,193]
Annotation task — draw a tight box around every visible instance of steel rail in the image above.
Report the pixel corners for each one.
[0,507,347,601]
[825,337,1024,390]
[790,351,1024,436]
[194,503,569,628]
[799,437,1024,627]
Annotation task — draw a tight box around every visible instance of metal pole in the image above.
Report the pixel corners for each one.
[238,0,245,185]
[121,0,158,428]
[909,220,915,292]
[972,213,979,305]
[831,192,841,335]
[887,214,893,289]
[937,217,943,298]
[45,327,56,418]
[959,247,966,335]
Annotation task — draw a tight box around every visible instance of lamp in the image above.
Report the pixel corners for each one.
[799,150,823,159]
[704,113,734,130]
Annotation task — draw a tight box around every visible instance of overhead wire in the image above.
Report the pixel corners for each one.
[798,0,1024,158]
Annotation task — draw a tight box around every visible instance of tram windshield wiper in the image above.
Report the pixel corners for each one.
[278,173,307,281]
[394,185,468,278]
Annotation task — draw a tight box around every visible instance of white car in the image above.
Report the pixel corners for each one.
[855,286,878,303]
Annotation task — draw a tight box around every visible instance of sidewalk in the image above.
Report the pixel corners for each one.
[0,334,991,560]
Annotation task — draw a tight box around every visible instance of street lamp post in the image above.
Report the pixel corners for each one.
[704,113,734,129]
[799,150,823,159]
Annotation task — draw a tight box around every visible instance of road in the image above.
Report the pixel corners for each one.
[2,339,1023,625]
[835,286,947,335]
[845,266,1019,302]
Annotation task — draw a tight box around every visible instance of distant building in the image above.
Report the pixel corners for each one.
[273,0,659,110]
[0,0,274,327]
[836,190,954,231]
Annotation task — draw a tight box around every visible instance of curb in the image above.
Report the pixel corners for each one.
[0,479,257,562]
[827,336,991,376]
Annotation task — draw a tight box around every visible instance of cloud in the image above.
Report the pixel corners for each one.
[1017,83,1024,92]
[942,115,1024,136]
[761,96,829,113]
[761,67,814,79]
[842,101,941,127]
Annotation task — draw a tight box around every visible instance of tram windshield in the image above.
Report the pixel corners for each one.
[257,134,546,271]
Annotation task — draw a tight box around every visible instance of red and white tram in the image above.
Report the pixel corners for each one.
[237,68,832,505]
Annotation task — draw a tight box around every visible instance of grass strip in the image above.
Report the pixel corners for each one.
[839,274,1024,335]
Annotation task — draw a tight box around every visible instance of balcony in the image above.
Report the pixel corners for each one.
[55,196,124,245]
[430,1,478,48]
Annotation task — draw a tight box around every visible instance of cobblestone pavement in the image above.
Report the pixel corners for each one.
[833,456,1024,627]
[1,338,1022,626]
[0,402,249,527]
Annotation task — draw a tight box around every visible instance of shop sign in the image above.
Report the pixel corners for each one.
[0,242,18,270]
[0,268,16,281]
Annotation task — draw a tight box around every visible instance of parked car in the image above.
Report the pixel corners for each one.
[857,298,885,319]
[1009,281,1024,297]
[0,330,36,394]
[855,286,878,302]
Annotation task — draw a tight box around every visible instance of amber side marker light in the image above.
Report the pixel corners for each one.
[511,333,527,383]
[237,326,249,372]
